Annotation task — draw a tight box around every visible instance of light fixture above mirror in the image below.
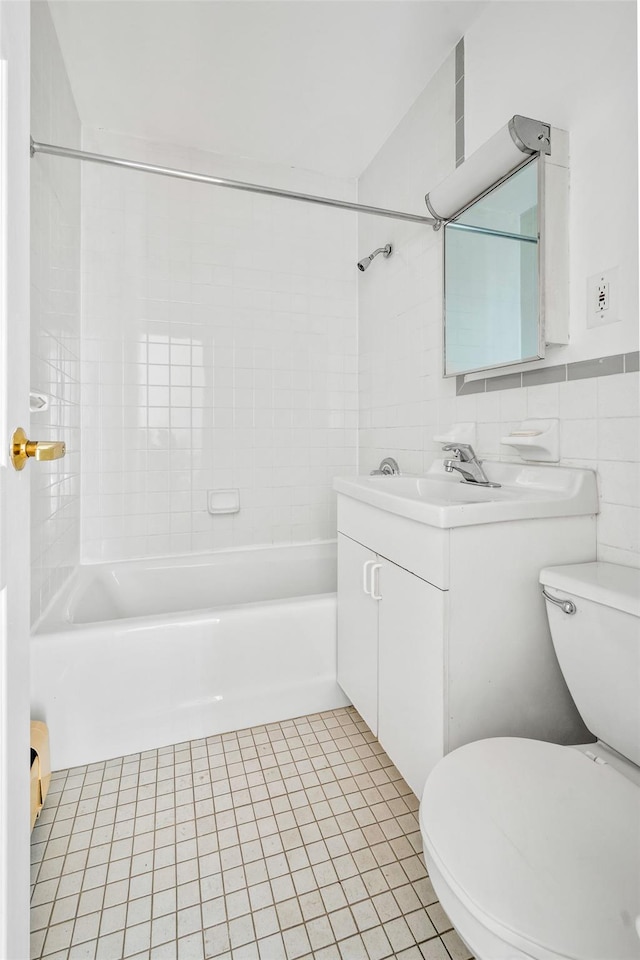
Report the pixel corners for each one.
[425,115,551,226]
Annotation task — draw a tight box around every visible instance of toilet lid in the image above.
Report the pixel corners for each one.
[420,738,640,960]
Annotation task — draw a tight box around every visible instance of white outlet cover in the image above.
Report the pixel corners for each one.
[587,266,619,328]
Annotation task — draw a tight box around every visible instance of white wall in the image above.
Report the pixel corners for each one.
[358,2,639,568]
[30,1,81,623]
[80,131,358,561]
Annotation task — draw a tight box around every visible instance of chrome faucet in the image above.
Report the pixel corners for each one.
[442,444,501,487]
[370,457,400,476]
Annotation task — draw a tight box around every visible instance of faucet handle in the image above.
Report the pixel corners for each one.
[442,442,476,462]
[371,457,400,476]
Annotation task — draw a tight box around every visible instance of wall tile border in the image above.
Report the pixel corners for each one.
[626,351,640,373]
[456,351,639,395]
[454,38,464,168]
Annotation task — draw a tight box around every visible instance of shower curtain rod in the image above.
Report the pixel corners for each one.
[30,138,437,226]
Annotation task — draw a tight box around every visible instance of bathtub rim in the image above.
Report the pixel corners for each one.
[33,538,338,635]
[33,589,338,636]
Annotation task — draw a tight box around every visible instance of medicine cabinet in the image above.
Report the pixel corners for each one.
[441,126,569,378]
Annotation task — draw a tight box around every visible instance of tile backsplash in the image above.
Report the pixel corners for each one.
[30,1,82,624]
[458,374,640,567]
[80,131,358,561]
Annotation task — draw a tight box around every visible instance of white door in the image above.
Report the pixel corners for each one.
[378,559,446,797]
[336,533,379,734]
[0,3,32,957]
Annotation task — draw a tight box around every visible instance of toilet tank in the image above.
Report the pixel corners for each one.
[540,562,640,765]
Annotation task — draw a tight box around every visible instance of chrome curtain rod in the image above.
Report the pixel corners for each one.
[30,139,437,226]
[447,221,538,243]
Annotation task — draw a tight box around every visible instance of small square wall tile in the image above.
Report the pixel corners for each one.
[598,371,640,418]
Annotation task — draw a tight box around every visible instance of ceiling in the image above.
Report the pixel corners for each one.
[48,1,486,180]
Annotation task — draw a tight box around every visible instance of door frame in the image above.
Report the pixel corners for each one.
[0,2,31,957]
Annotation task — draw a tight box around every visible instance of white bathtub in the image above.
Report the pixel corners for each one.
[32,541,348,769]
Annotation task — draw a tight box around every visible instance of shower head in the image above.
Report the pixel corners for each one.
[357,243,392,272]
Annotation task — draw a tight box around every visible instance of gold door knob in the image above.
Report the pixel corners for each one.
[11,427,66,471]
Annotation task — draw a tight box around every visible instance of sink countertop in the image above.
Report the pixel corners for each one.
[334,461,599,528]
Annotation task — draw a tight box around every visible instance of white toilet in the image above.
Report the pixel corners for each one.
[419,561,640,960]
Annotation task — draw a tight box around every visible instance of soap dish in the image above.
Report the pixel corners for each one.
[500,419,559,462]
[207,489,240,515]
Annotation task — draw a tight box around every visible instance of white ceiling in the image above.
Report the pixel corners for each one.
[48,1,486,180]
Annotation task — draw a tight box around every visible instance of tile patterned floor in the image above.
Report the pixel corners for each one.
[30,707,473,960]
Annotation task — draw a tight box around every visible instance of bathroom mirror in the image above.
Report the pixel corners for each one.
[443,157,544,377]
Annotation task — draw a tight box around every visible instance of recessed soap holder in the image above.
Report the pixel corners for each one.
[207,489,240,515]
[501,419,559,462]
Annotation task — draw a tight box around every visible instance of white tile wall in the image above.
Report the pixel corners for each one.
[80,131,358,561]
[357,46,640,568]
[358,54,454,479]
[30,1,82,623]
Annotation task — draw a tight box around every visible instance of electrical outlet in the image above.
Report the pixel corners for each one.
[587,267,619,328]
[596,279,609,312]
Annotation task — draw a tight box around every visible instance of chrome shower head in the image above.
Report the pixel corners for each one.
[357,243,392,272]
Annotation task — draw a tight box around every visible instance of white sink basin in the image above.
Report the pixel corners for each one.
[334,461,598,528]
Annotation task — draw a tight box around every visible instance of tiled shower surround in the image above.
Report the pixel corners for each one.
[30,708,471,960]
[80,131,358,563]
[30,1,82,623]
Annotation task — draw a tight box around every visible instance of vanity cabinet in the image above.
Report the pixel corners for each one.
[377,558,445,793]
[336,535,379,734]
[336,489,597,798]
[337,533,445,792]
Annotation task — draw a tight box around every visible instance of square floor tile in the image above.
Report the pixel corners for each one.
[30,708,473,960]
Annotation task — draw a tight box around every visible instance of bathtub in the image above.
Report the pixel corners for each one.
[32,541,348,770]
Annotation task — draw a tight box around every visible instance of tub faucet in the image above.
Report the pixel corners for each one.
[442,444,501,487]
[370,457,400,476]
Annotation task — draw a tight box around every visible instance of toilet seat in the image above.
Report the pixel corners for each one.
[419,737,640,960]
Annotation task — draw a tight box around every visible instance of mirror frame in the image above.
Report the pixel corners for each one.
[442,155,547,378]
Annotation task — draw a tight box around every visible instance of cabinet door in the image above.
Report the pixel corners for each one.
[337,533,379,735]
[378,559,445,796]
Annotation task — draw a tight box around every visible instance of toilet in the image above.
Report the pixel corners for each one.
[419,561,640,960]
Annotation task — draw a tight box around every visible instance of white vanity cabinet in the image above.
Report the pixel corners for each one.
[377,557,445,794]
[337,532,445,794]
[335,469,598,798]
[336,535,379,734]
